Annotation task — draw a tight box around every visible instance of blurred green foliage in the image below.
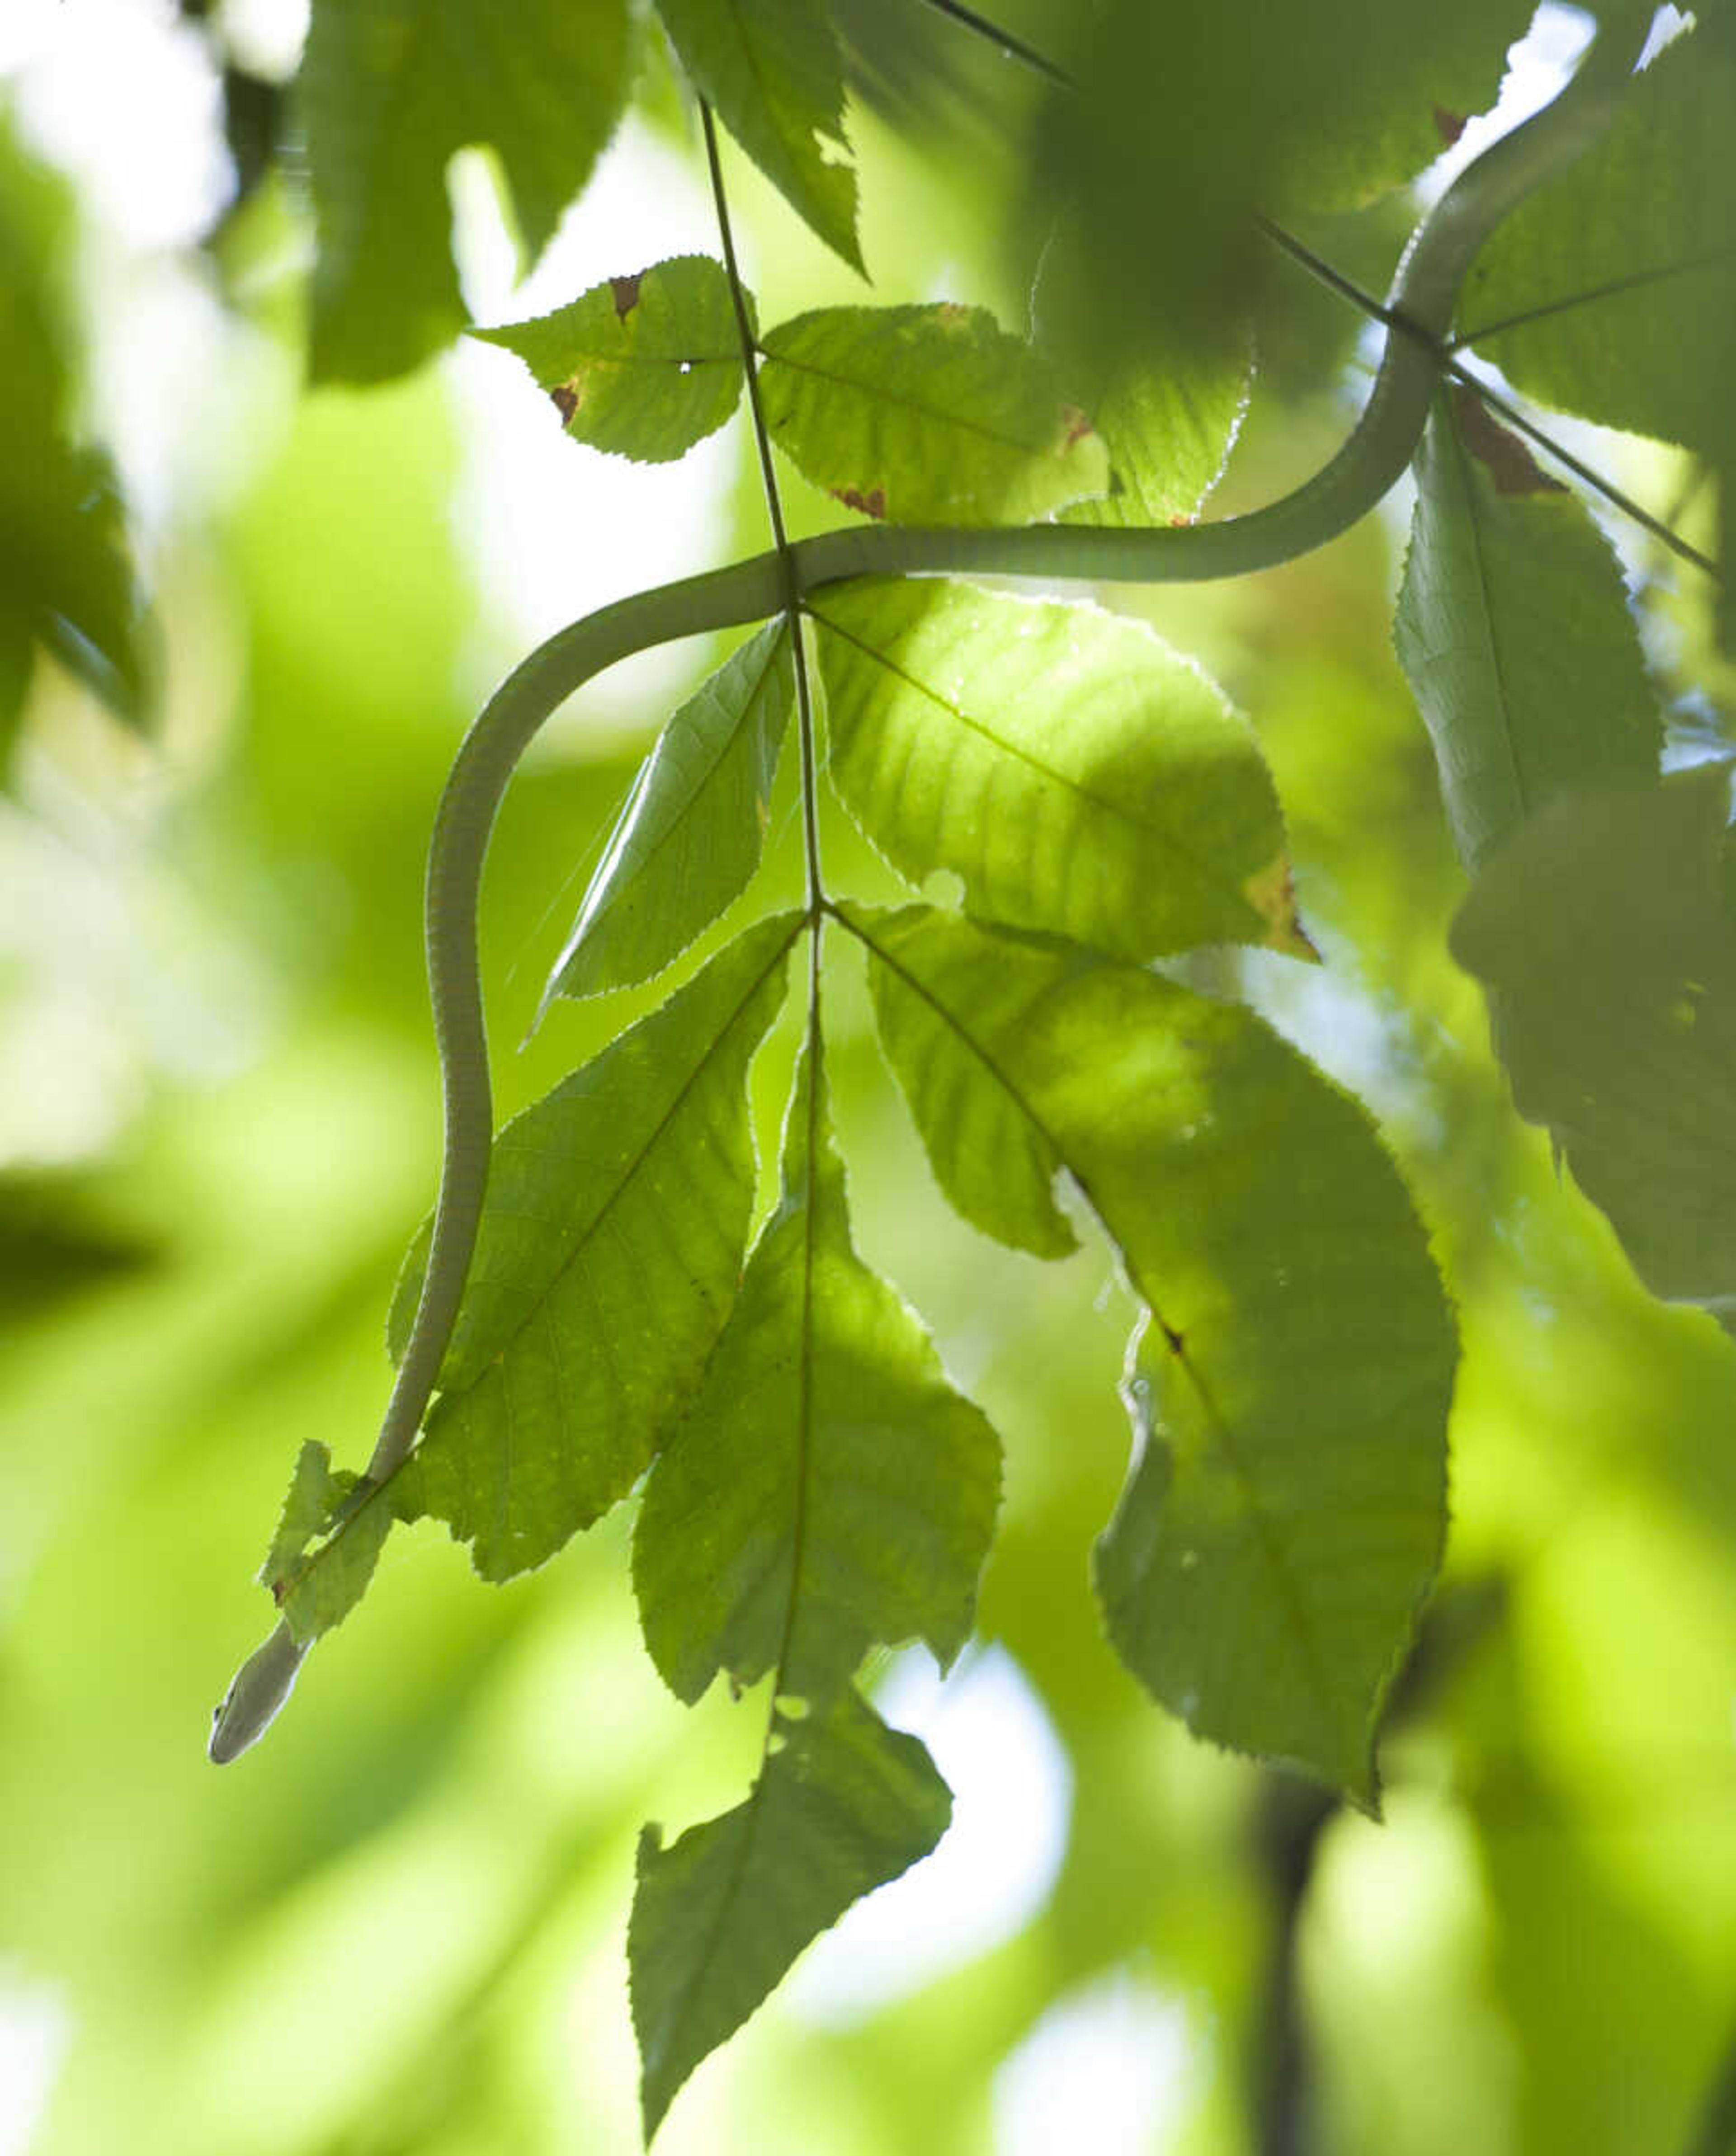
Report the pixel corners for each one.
[1,5,1734,2155]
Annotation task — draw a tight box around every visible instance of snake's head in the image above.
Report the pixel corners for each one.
[209,1619,310,1764]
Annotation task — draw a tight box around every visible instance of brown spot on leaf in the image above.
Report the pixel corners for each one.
[1168,513,1197,528]
[1244,854,1320,961]
[1433,104,1466,148]
[935,301,971,329]
[1453,384,1565,495]
[610,273,641,320]
[1060,404,1095,450]
[550,383,578,425]
[833,485,887,520]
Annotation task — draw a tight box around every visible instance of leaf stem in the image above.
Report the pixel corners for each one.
[906,0,1071,84]
[700,99,827,912]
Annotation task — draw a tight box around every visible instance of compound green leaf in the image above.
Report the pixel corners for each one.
[472,255,748,463]
[812,580,1309,960]
[258,1441,392,1643]
[630,1686,950,2138]
[1395,393,1659,871]
[634,1045,1000,1706]
[543,622,792,1004]
[1452,767,1736,1314]
[846,905,1454,1803]
[388,916,799,1579]
[758,304,1109,524]
[655,0,862,272]
[301,0,635,383]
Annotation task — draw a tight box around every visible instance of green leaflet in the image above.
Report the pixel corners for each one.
[1452,768,1736,1315]
[1056,321,1252,531]
[300,0,635,383]
[758,304,1109,525]
[1462,24,1736,456]
[812,580,1310,960]
[655,0,862,273]
[1460,21,1736,642]
[633,1044,1001,1707]
[1395,394,1659,871]
[473,256,748,464]
[0,118,146,739]
[848,905,1455,1803]
[254,1442,390,1645]
[389,917,799,1579]
[543,622,793,1004]
[630,1686,950,2138]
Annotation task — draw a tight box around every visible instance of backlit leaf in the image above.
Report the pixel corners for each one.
[543,621,793,1004]
[758,303,1109,524]
[1395,392,1659,870]
[633,1044,1001,1707]
[812,580,1309,960]
[300,0,635,382]
[1452,767,1736,1314]
[472,255,748,463]
[630,1686,950,2137]
[387,917,799,1579]
[259,1441,392,1643]
[1057,321,1252,530]
[848,905,1454,1802]
[656,0,863,272]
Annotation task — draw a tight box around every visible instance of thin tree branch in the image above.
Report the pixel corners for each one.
[700,101,826,909]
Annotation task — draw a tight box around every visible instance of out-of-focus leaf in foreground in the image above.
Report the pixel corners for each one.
[300,0,635,381]
[1453,767,1736,1316]
[0,118,147,744]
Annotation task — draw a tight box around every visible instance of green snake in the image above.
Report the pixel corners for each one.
[210,20,1642,1762]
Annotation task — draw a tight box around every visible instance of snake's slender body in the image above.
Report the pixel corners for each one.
[210,23,1643,1762]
